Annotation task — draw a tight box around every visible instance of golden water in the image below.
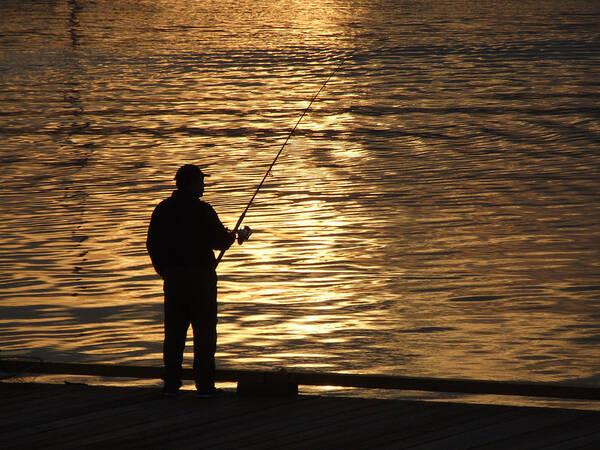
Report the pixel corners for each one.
[1,0,599,400]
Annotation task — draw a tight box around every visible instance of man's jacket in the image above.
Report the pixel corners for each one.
[146,190,232,278]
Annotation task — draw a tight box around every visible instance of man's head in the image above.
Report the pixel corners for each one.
[175,164,209,196]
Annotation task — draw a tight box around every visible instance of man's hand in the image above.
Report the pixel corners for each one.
[237,226,252,245]
[224,228,236,249]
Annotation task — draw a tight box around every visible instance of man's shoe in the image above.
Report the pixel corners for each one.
[162,385,179,398]
[196,388,222,399]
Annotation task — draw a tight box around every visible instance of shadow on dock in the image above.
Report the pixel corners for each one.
[1,381,600,449]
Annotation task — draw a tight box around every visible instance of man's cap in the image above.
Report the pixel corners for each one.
[174,164,210,184]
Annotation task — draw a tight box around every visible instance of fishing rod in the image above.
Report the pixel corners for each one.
[216,51,354,267]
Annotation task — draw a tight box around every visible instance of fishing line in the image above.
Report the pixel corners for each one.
[216,50,355,266]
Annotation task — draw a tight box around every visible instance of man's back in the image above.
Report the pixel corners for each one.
[146,189,231,277]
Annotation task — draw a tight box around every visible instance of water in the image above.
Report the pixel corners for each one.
[1,0,599,402]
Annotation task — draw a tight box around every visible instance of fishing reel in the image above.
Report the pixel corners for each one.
[236,226,252,245]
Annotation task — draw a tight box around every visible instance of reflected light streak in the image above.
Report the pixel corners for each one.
[1,0,599,400]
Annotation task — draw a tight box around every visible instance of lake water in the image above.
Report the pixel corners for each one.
[1,0,599,405]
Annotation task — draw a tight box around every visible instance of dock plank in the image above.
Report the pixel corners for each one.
[200,397,400,449]
[383,404,522,448]
[0,382,66,413]
[531,427,600,450]
[145,396,355,449]
[285,398,436,449]
[338,400,497,449]
[1,382,598,449]
[243,397,420,450]
[53,392,250,449]
[4,393,160,448]
[336,402,502,449]
[476,413,600,449]
[165,396,329,448]
[67,394,293,449]
[0,383,153,433]
[405,408,594,449]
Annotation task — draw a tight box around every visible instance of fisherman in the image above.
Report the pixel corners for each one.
[146,164,247,397]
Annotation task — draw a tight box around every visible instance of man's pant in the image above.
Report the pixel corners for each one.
[162,269,217,391]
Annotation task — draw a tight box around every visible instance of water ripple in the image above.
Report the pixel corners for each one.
[0,0,599,393]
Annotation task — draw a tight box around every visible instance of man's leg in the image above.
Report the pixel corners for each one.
[163,292,190,392]
[191,274,218,392]
[191,319,217,392]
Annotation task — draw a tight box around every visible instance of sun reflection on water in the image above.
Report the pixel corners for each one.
[1,0,599,402]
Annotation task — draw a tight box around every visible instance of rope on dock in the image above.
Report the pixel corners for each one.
[0,355,43,381]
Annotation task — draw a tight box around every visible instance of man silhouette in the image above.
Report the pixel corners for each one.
[147,164,235,397]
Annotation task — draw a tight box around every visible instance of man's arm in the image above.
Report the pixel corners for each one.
[146,205,170,278]
[204,204,235,251]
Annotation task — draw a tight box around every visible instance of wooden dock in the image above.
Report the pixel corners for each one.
[1,381,599,449]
